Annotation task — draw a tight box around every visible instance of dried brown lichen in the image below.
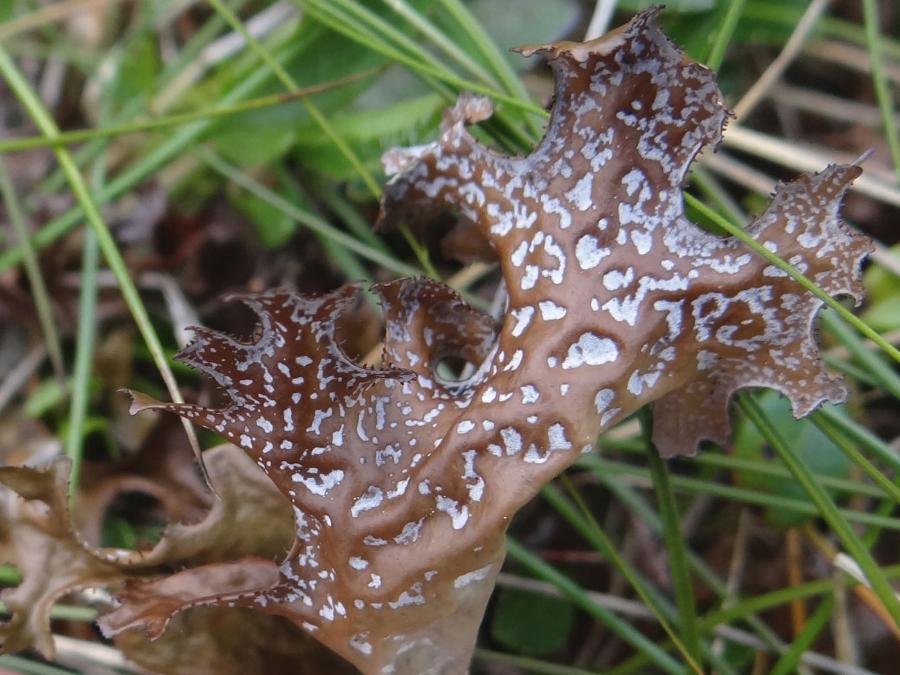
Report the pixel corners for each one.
[2,8,871,675]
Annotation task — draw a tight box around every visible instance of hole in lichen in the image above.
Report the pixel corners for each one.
[101,490,167,550]
[433,355,477,384]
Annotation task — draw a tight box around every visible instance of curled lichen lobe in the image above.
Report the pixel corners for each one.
[120,8,870,674]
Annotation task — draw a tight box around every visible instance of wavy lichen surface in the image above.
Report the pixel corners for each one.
[109,8,871,674]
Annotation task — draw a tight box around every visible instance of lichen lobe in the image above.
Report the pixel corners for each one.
[112,7,871,675]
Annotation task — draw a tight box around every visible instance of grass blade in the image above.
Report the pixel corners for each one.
[0,157,65,380]
[739,393,900,625]
[643,415,703,668]
[862,0,900,181]
[505,536,683,675]
[0,44,206,480]
[547,480,704,674]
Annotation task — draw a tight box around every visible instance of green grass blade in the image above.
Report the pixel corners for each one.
[0,655,79,675]
[705,0,748,71]
[297,0,546,117]
[0,44,206,477]
[474,649,602,675]
[643,417,703,667]
[578,454,900,531]
[64,226,98,506]
[0,71,379,154]
[547,480,704,674]
[317,183,393,255]
[0,157,65,380]
[199,148,422,277]
[862,0,900,181]
[769,595,834,675]
[813,415,900,504]
[820,308,900,398]
[597,474,789,654]
[700,561,899,632]
[380,0,498,87]
[505,537,683,675]
[739,394,900,625]
[0,38,310,275]
[815,406,900,475]
[437,0,543,136]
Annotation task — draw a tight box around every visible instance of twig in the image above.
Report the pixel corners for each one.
[804,40,900,82]
[584,0,618,41]
[154,1,299,112]
[770,83,892,127]
[719,125,900,207]
[733,0,831,121]
[0,0,128,40]
[53,635,129,674]
[0,344,45,413]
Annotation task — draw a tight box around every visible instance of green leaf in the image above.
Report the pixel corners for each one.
[23,378,66,419]
[229,185,298,248]
[460,0,580,71]
[861,243,900,331]
[733,394,852,529]
[115,34,161,108]
[491,587,574,657]
[292,93,443,179]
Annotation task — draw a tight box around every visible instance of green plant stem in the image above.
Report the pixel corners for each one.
[769,595,834,675]
[813,415,900,504]
[739,394,900,625]
[862,0,900,181]
[684,192,900,364]
[0,44,205,476]
[820,308,900,398]
[706,0,748,71]
[505,537,683,675]
[0,157,65,380]
[642,413,703,668]
[0,70,378,154]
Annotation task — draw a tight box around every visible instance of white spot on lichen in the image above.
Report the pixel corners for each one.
[594,388,615,413]
[511,306,535,337]
[575,234,610,270]
[538,300,567,320]
[562,333,618,369]
[351,486,384,518]
[457,420,475,434]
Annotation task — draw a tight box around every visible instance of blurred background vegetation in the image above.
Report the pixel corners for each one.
[1,0,900,673]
